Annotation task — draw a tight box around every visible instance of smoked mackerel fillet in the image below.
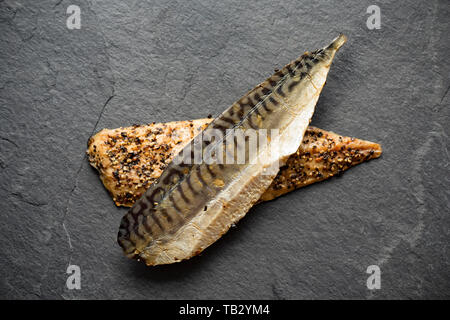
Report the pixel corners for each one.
[87,122,382,207]
[117,34,347,265]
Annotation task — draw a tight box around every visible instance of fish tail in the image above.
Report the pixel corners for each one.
[325,33,347,51]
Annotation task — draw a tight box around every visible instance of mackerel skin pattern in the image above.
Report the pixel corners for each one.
[118,34,347,265]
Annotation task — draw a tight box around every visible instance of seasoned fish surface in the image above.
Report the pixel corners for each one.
[87,122,381,206]
[261,126,381,201]
[117,35,347,265]
[87,119,211,207]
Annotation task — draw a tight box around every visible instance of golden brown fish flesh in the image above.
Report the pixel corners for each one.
[87,121,381,206]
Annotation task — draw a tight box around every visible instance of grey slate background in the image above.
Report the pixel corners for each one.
[0,0,449,299]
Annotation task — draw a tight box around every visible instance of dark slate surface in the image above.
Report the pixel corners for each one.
[0,0,449,299]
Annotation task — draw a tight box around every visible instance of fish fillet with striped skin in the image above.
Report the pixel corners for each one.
[87,120,381,206]
[117,35,347,266]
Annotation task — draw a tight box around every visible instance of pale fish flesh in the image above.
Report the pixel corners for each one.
[117,34,347,265]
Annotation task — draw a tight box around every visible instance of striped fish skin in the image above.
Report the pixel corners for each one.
[117,34,347,266]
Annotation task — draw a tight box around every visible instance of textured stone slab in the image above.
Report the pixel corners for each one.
[0,0,448,299]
